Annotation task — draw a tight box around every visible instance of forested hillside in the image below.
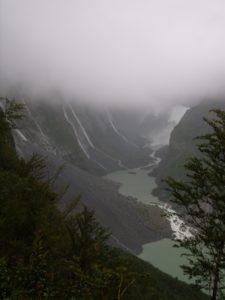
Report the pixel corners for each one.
[9,95,169,254]
[0,100,209,299]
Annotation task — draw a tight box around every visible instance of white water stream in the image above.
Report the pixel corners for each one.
[105,149,192,282]
[107,111,139,149]
[63,105,90,159]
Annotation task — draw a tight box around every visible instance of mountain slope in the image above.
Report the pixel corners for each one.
[15,98,152,175]
[9,96,174,254]
[154,99,225,201]
[0,106,208,299]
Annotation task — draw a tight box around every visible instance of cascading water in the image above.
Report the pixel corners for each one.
[107,111,139,149]
[63,105,90,159]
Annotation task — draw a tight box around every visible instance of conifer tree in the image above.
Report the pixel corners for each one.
[166,109,225,300]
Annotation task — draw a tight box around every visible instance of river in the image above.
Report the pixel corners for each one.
[105,151,191,282]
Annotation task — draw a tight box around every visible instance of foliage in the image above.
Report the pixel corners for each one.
[165,109,225,300]
[0,96,24,128]
[0,98,208,299]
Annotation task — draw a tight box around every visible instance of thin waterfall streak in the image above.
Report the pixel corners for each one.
[63,105,90,159]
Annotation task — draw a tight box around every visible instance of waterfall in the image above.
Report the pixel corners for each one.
[107,111,139,149]
[63,105,90,159]
[14,129,28,142]
[69,103,95,149]
[26,105,50,146]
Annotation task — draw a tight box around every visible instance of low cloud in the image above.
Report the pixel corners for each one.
[0,0,225,109]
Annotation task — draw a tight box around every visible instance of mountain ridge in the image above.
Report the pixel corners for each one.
[10,96,173,254]
[153,99,225,201]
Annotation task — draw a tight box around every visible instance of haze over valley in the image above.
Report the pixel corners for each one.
[0,1,225,299]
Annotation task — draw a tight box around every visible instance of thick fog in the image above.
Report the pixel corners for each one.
[0,0,225,110]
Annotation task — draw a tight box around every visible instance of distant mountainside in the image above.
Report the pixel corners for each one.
[7,95,174,253]
[0,103,208,300]
[154,99,225,201]
[14,99,151,175]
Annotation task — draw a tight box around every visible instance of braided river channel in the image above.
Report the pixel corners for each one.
[105,151,191,283]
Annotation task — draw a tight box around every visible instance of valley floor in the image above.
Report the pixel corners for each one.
[105,151,192,282]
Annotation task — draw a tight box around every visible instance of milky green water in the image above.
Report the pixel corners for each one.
[105,167,159,204]
[106,167,190,282]
[139,239,190,282]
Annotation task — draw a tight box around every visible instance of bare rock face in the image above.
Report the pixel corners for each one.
[14,99,152,175]
[154,99,225,202]
[12,97,172,254]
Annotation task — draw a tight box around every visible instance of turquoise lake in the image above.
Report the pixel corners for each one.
[105,166,190,282]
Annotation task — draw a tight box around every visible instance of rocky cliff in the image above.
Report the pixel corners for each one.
[7,95,172,254]
[154,99,225,201]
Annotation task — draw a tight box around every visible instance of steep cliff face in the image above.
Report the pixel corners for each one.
[0,101,208,300]
[14,98,152,175]
[154,99,225,201]
[9,96,173,253]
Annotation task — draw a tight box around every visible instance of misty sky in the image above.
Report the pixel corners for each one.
[0,0,225,109]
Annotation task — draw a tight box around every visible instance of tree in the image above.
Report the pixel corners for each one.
[0,98,138,299]
[0,97,24,170]
[0,98,208,299]
[165,109,225,300]
[0,97,24,127]
[66,206,110,273]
